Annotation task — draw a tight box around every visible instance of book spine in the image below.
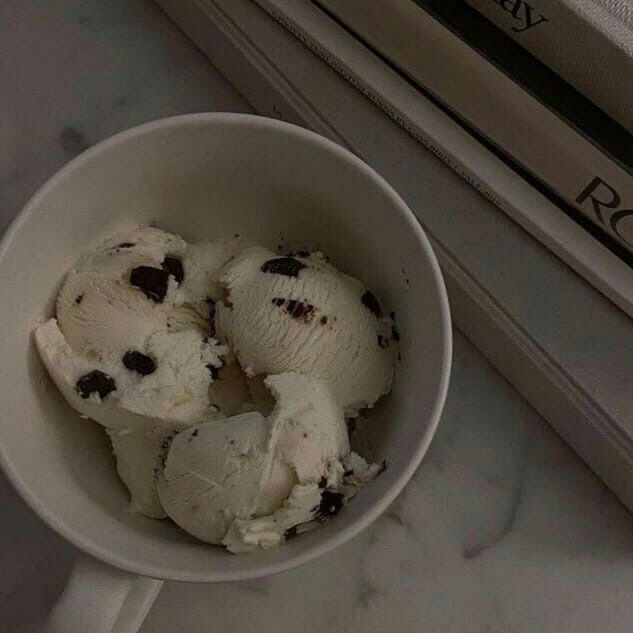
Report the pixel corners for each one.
[461,0,633,131]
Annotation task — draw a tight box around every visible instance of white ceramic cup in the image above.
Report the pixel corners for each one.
[0,113,451,632]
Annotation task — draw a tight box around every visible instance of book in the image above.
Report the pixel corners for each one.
[250,0,633,318]
[412,0,633,209]
[155,0,633,519]
[313,0,633,260]
[461,0,633,132]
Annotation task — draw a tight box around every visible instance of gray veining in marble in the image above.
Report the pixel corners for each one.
[2,2,633,632]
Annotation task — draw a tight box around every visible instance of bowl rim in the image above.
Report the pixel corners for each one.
[0,112,452,582]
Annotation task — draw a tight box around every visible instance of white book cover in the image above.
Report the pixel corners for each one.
[252,0,633,318]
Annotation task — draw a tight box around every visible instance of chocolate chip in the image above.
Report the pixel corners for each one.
[271,298,315,321]
[286,300,314,319]
[75,370,116,400]
[291,301,314,320]
[320,316,328,325]
[315,490,345,520]
[361,291,382,317]
[391,326,400,342]
[284,525,299,540]
[161,256,184,284]
[117,242,135,249]
[123,351,156,376]
[261,257,306,278]
[192,429,199,438]
[377,334,387,349]
[318,476,327,489]
[130,266,170,302]
[75,294,84,305]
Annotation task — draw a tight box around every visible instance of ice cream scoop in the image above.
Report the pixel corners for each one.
[215,246,397,416]
[157,372,372,552]
[34,226,235,516]
[157,412,295,544]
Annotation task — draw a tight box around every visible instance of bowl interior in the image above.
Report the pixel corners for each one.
[0,114,450,581]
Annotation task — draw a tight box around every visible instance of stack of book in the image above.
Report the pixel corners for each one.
[254,0,633,318]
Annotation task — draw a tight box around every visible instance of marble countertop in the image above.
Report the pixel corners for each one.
[2,1,633,632]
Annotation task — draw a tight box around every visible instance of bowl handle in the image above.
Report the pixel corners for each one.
[45,552,163,633]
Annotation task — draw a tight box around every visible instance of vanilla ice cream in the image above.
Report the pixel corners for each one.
[266,373,349,486]
[35,227,396,551]
[215,246,397,416]
[158,412,296,544]
[179,238,247,319]
[158,372,373,552]
[35,226,239,516]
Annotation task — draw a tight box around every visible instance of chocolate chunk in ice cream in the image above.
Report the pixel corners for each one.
[130,266,170,303]
[361,290,382,318]
[271,298,315,322]
[123,351,157,376]
[261,257,306,278]
[161,256,185,284]
[75,370,117,400]
[315,490,345,519]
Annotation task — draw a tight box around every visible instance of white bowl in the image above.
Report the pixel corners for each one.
[0,113,451,583]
